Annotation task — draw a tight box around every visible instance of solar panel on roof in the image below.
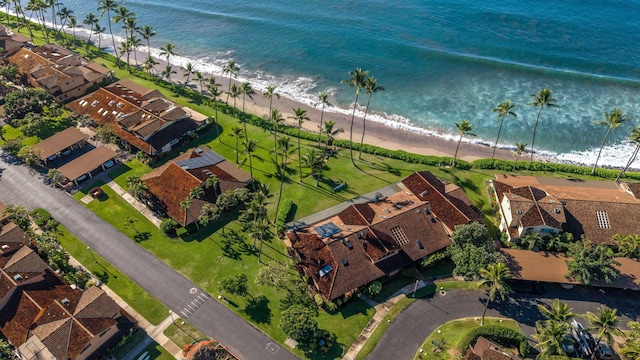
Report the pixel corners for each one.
[319,264,333,277]
[314,222,341,238]
[175,149,225,169]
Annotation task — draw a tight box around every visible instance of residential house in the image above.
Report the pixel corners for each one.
[463,336,523,360]
[0,25,31,58]
[491,175,640,244]
[141,145,252,226]
[287,171,481,301]
[67,79,206,155]
[0,219,136,359]
[9,44,111,101]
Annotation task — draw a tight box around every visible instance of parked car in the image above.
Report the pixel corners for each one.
[103,159,115,168]
[62,149,72,156]
[47,154,58,161]
[596,342,613,360]
[561,334,576,356]
[76,174,87,182]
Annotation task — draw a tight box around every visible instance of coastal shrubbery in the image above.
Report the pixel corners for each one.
[458,324,530,357]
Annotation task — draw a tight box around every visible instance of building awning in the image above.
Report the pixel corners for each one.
[57,147,116,181]
[34,127,88,160]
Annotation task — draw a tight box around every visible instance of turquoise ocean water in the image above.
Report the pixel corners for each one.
[22,1,640,166]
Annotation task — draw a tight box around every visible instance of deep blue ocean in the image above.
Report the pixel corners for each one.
[24,1,640,166]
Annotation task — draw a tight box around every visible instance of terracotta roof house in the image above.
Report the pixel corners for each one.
[502,248,640,290]
[67,79,205,155]
[8,44,111,102]
[0,25,31,57]
[491,175,640,244]
[33,126,89,161]
[0,233,136,359]
[287,171,480,300]
[463,336,523,360]
[141,145,252,226]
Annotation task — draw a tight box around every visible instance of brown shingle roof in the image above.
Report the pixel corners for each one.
[291,232,337,299]
[57,146,116,182]
[326,235,384,300]
[34,127,88,160]
[3,246,48,274]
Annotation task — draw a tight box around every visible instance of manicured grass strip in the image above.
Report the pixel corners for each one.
[109,158,153,189]
[317,299,376,358]
[56,224,168,325]
[164,321,207,348]
[355,296,417,360]
[111,328,147,359]
[413,318,520,360]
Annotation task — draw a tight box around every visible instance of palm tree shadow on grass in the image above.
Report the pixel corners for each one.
[133,231,150,242]
[244,295,271,324]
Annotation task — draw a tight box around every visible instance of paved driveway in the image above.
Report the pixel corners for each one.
[368,284,640,360]
[0,153,299,360]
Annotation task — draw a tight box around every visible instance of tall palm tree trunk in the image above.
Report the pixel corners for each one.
[273,155,287,224]
[298,128,302,183]
[318,104,325,147]
[530,105,543,164]
[453,134,463,167]
[348,93,360,166]
[592,127,612,175]
[481,298,491,326]
[359,94,373,159]
[491,120,504,162]
[616,145,640,182]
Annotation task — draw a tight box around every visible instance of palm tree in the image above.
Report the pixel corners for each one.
[478,262,512,326]
[512,142,527,171]
[227,83,242,119]
[290,107,310,183]
[533,321,567,358]
[204,175,219,193]
[206,78,223,141]
[240,138,261,188]
[194,71,205,97]
[528,88,559,164]
[341,68,369,166]
[616,125,640,182]
[273,136,295,223]
[359,76,385,159]
[126,175,148,201]
[491,99,517,163]
[82,13,98,51]
[270,109,285,159]
[322,120,344,155]
[223,60,240,103]
[67,15,78,46]
[537,299,574,326]
[161,65,176,82]
[124,216,139,234]
[56,6,72,33]
[97,0,119,61]
[316,92,331,146]
[143,56,158,75]
[592,108,628,174]
[159,42,175,67]
[128,34,142,68]
[452,119,476,167]
[183,62,195,89]
[180,198,193,228]
[113,5,135,39]
[251,217,271,262]
[302,148,324,187]
[240,82,255,137]
[119,38,132,72]
[138,24,155,59]
[228,125,244,164]
[263,85,280,124]
[93,23,105,50]
[620,336,640,360]
[189,186,204,201]
[585,306,622,344]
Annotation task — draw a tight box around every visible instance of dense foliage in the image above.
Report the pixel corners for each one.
[566,238,620,284]
[459,324,530,357]
[449,223,505,278]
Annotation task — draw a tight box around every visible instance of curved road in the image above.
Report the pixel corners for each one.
[0,155,298,360]
[368,284,640,360]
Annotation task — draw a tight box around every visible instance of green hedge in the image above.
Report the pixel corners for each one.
[458,324,530,357]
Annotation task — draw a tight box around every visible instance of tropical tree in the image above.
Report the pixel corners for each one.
[159,42,175,67]
[537,299,574,326]
[452,119,476,167]
[321,120,344,155]
[93,23,105,50]
[491,99,517,162]
[128,33,142,67]
[0,338,14,359]
[126,175,148,200]
[227,83,242,118]
[82,12,98,50]
[112,5,135,39]
[206,78,223,141]
[512,142,527,171]
[270,109,285,158]
[124,216,139,234]
[290,107,310,182]
[240,138,261,186]
[194,71,205,97]
[180,198,193,227]
[228,125,244,164]
[249,217,271,262]
[18,145,43,169]
[280,305,321,346]
[138,24,155,59]
[263,85,280,124]
[204,175,219,193]
[585,306,622,344]
[273,136,295,223]
[612,234,640,258]
[592,108,628,174]
[533,320,568,358]
[616,125,640,182]
[566,238,620,284]
[359,76,385,159]
[67,15,78,46]
[143,56,158,75]
[528,88,558,164]
[620,321,640,360]
[161,64,175,82]
[240,82,255,137]
[478,262,512,325]
[316,92,331,146]
[46,168,64,187]
[97,0,119,61]
[56,6,72,33]
[182,62,195,89]
[302,148,324,187]
[223,60,240,103]
[341,68,369,165]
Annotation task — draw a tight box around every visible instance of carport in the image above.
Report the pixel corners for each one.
[34,127,88,162]
[57,146,116,185]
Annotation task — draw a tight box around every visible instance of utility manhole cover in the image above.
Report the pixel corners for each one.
[190,287,197,294]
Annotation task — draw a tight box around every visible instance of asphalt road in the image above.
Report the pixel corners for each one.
[0,153,299,360]
[368,284,640,360]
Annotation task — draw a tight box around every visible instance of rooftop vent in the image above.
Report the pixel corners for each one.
[430,216,436,223]
[416,240,424,250]
[13,274,23,281]
[424,208,431,215]
[516,210,522,215]
[61,298,69,305]
[554,208,561,214]
[108,100,115,106]
[1,245,8,249]
[341,259,349,266]
[596,211,611,229]
[419,190,429,197]
[195,148,203,153]
[344,240,353,250]
[91,100,99,107]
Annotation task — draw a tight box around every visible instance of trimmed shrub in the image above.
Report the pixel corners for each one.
[176,227,189,238]
[30,208,51,227]
[458,324,530,357]
[366,281,383,297]
[160,218,179,236]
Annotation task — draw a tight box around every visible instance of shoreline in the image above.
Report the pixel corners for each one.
[28,22,618,167]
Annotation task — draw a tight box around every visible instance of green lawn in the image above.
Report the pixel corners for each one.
[0,124,39,146]
[109,158,153,189]
[56,222,168,324]
[413,318,521,360]
[164,321,207,348]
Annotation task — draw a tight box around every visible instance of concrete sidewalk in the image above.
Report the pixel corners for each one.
[106,179,163,227]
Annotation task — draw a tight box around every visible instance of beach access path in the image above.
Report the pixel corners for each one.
[0,152,299,360]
